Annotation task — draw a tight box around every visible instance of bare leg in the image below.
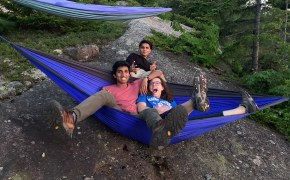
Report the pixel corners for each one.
[181,100,194,115]
[222,105,246,116]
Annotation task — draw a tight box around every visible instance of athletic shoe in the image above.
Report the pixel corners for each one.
[150,105,188,149]
[191,69,210,112]
[48,100,75,137]
[240,90,259,113]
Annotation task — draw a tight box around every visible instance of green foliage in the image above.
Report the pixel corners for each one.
[241,69,290,94]
[251,104,290,140]
[135,0,168,6]
[77,0,140,6]
[241,69,290,140]
[149,15,220,67]
[0,17,16,34]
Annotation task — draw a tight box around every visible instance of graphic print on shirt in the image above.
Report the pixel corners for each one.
[146,96,173,109]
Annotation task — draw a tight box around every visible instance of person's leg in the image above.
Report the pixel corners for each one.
[138,108,162,130]
[138,106,188,148]
[223,90,259,116]
[49,90,118,137]
[191,90,260,119]
[150,105,188,148]
[178,69,210,115]
[73,90,119,123]
[191,69,210,112]
[222,106,246,116]
[180,100,194,115]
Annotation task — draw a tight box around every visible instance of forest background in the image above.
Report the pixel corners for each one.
[0,0,289,140]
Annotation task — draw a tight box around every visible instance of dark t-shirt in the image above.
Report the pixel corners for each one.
[126,53,152,71]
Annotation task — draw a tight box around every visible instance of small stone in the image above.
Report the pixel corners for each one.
[269,140,276,145]
[204,173,212,180]
[31,141,35,145]
[253,157,262,166]
[42,152,45,158]
[237,131,242,135]
[78,132,81,135]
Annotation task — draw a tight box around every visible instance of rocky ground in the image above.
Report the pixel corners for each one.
[0,17,289,180]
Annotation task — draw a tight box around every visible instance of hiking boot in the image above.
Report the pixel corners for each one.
[240,90,259,113]
[48,100,75,137]
[191,69,210,112]
[150,105,188,149]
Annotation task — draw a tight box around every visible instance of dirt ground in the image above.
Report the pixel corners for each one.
[0,79,290,180]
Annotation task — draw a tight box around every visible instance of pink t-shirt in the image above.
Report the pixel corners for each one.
[103,79,142,113]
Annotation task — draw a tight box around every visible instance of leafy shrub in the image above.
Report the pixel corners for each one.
[0,17,16,34]
[148,17,220,67]
[241,69,290,94]
[251,103,290,140]
[241,69,290,140]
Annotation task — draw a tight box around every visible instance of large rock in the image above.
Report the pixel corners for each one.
[64,45,100,62]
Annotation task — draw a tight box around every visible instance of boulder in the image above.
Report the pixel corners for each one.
[64,45,100,62]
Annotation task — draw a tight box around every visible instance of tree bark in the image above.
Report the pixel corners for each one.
[252,0,261,71]
[284,0,289,43]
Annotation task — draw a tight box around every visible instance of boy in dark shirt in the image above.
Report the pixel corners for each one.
[126,39,166,81]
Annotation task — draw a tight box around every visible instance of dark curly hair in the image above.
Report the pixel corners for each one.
[111,60,130,75]
[148,77,174,102]
[139,39,153,50]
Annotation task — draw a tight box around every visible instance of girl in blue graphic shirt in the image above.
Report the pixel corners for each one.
[137,76,176,118]
[137,76,260,119]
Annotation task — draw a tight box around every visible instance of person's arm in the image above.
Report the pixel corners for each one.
[137,102,148,113]
[126,54,139,73]
[137,95,148,113]
[149,61,157,71]
[139,70,163,94]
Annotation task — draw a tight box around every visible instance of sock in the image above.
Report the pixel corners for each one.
[72,111,77,124]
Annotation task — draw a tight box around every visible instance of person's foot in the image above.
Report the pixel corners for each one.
[48,100,75,137]
[150,105,188,149]
[240,90,259,113]
[191,69,210,112]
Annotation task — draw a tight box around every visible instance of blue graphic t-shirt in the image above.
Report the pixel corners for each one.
[137,95,177,109]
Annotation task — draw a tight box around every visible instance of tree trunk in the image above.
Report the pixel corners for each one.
[284,0,289,43]
[252,0,261,71]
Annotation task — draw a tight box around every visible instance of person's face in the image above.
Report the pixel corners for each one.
[139,43,152,58]
[149,78,164,98]
[113,66,130,85]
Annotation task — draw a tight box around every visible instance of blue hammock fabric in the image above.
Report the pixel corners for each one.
[12,0,172,20]
[1,36,288,145]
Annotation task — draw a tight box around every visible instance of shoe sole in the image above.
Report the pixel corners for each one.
[150,106,188,148]
[242,91,259,113]
[193,70,209,112]
[47,100,73,138]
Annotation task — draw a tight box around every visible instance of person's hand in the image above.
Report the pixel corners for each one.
[150,61,157,71]
[140,78,148,95]
[131,61,139,74]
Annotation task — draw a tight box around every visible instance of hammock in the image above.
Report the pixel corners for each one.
[1,36,288,145]
[12,0,172,20]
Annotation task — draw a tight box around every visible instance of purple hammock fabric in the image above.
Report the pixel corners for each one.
[1,36,288,145]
